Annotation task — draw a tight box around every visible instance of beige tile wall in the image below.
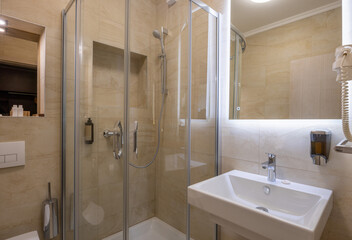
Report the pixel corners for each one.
[290,53,340,119]
[239,8,342,119]
[0,0,70,239]
[0,35,38,66]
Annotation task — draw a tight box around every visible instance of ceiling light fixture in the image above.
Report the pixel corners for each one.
[0,19,7,26]
[251,0,271,3]
[0,28,5,33]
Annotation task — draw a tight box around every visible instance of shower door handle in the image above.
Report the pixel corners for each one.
[115,121,123,159]
[133,121,138,157]
[103,121,123,159]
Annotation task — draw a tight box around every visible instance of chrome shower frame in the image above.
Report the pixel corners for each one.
[62,0,80,239]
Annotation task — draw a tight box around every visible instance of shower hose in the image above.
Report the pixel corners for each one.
[128,91,166,168]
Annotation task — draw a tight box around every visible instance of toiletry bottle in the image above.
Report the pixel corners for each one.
[11,105,18,117]
[18,105,24,117]
[85,118,94,144]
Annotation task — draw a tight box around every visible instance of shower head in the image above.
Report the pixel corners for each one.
[152,28,168,55]
[153,30,161,39]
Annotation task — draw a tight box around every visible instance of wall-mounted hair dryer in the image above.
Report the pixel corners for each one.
[332,0,352,153]
[333,46,352,141]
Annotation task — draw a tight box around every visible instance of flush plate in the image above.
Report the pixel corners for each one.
[0,141,25,168]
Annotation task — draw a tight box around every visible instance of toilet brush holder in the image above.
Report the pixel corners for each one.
[43,182,59,239]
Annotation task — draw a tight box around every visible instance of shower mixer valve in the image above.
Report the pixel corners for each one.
[103,121,123,160]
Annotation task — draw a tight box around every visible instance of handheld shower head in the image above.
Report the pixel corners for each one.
[152,28,168,55]
[153,30,161,39]
[152,27,168,95]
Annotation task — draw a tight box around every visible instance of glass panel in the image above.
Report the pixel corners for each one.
[128,0,189,239]
[128,0,156,232]
[63,4,76,240]
[190,2,218,240]
[77,0,125,239]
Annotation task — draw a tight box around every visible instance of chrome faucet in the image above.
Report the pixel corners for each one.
[261,153,276,182]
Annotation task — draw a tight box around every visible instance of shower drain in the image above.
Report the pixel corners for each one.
[256,206,269,213]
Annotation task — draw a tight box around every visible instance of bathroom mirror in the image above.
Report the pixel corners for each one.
[0,15,46,117]
[229,0,342,119]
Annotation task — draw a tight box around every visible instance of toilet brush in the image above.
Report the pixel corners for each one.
[43,182,59,239]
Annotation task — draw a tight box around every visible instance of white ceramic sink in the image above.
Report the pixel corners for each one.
[6,231,39,240]
[188,170,333,240]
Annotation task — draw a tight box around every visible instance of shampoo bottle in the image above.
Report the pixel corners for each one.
[11,105,18,117]
[18,105,23,117]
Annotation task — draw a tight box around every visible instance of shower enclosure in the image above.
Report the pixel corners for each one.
[62,0,220,240]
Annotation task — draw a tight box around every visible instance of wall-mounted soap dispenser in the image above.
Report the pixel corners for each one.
[310,130,331,165]
[85,118,94,144]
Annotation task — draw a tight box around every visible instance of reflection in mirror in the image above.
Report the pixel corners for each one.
[229,1,342,119]
[229,26,246,119]
[0,15,46,117]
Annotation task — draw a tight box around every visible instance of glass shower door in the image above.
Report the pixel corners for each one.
[126,0,157,235]
[77,0,126,239]
[127,0,191,239]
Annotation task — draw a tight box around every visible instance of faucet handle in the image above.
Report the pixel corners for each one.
[265,153,276,161]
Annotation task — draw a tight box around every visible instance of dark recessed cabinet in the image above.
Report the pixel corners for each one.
[0,63,37,116]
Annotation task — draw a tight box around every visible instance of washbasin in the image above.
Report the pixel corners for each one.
[188,170,333,240]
